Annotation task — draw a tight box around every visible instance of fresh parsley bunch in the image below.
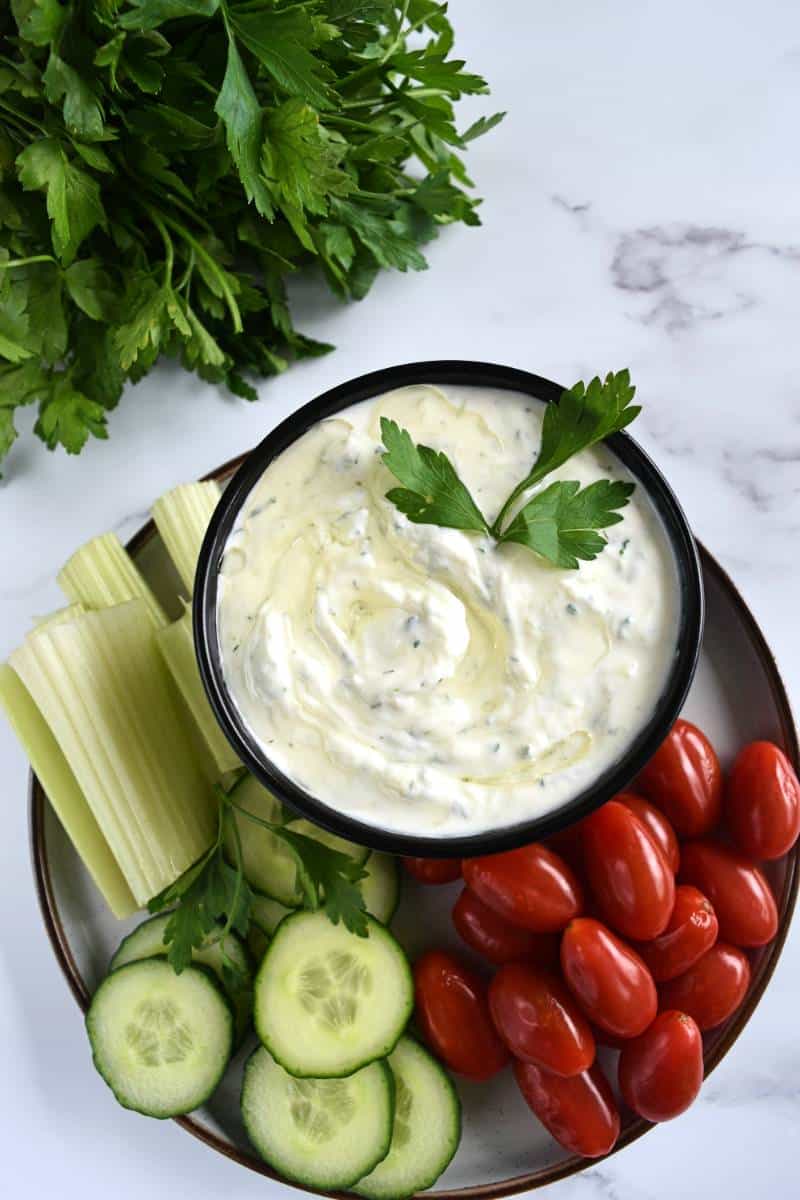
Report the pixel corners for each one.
[0,1,502,469]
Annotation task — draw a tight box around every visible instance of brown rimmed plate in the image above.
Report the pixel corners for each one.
[29,454,798,1196]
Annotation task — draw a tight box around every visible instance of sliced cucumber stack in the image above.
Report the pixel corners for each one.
[255,910,413,1078]
[109,913,253,1045]
[354,1037,461,1199]
[87,959,233,1117]
[361,852,401,925]
[242,1046,394,1189]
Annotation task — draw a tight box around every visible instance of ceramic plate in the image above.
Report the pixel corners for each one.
[29,456,798,1196]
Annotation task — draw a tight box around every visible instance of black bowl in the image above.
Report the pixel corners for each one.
[194,361,704,857]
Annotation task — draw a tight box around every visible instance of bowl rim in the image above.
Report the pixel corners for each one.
[192,361,704,856]
[29,522,799,1196]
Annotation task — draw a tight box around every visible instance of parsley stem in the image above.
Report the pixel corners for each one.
[158,211,243,334]
[146,207,175,287]
[0,96,46,134]
[0,255,56,269]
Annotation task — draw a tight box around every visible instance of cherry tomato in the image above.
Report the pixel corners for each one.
[462,844,583,933]
[403,857,462,884]
[514,1059,620,1158]
[560,918,657,1038]
[726,741,800,861]
[636,718,722,837]
[413,949,509,1080]
[618,1010,703,1122]
[659,942,751,1030]
[679,841,778,947]
[582,801,675,940]
[452,888,560,968]
[635,884,718,982]
[489,963,595,1076]
[616,792,680,873]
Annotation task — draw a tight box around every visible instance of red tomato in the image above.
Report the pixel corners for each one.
[659,942,751,1030]
[635,884,718,982]
[560,918,657,1038]
[618,1010,703,1122]
[488,964,595,1076]
[514,1059,620,1158]
[462,844,583,933]
[636,719,722,837]
[452,888,560,968]
[413,950,509,1080]
[403,857,462,884]
[726,741,800,861]
[616,792,680,873]
[679,841,778,947]
[581,801,675,940]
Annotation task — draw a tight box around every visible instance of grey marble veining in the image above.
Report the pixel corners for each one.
[1,2,799,1197]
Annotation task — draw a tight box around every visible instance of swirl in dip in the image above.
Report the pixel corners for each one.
[217,385,678,836]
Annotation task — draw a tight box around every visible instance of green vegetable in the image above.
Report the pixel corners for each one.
[86,958,234,1118]
[381,370,641,568]
[380,417,489,533]
[9,599,215,906]
[149,779,369,973]
[0,2,502,470]
[499,477,635,569]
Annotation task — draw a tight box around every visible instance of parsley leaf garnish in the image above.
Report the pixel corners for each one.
[491,370,640,534]
[380,371,640,570]
[499,478,635,568]
[148,779,368,974]
[380,416,489,532]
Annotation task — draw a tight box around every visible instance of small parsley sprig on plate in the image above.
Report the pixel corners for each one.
[381,370,641,569]
[148,779,368,976]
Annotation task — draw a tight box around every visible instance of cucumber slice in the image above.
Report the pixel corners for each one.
[251,893,293,936]
[361,852,401,925]
[109,914,252,1044]
[255,910,413,1078]
[242,1046,394,1189]
[87,959,233,1117]
[224,775,297,904]
[353,1037,461,1199]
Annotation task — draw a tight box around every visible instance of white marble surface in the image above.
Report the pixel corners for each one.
[2,0,799,1194]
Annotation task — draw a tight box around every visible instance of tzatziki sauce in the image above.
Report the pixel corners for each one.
[217,385,679,836]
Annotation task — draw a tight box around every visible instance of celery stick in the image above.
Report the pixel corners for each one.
[152,481,221,595]
[0,664,137,918]
[10,600,214,906]
[33,603,86,631]
[58,532,167,630]
[156,608,240,778]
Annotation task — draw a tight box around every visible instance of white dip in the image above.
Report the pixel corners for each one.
[217,385,679,836]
